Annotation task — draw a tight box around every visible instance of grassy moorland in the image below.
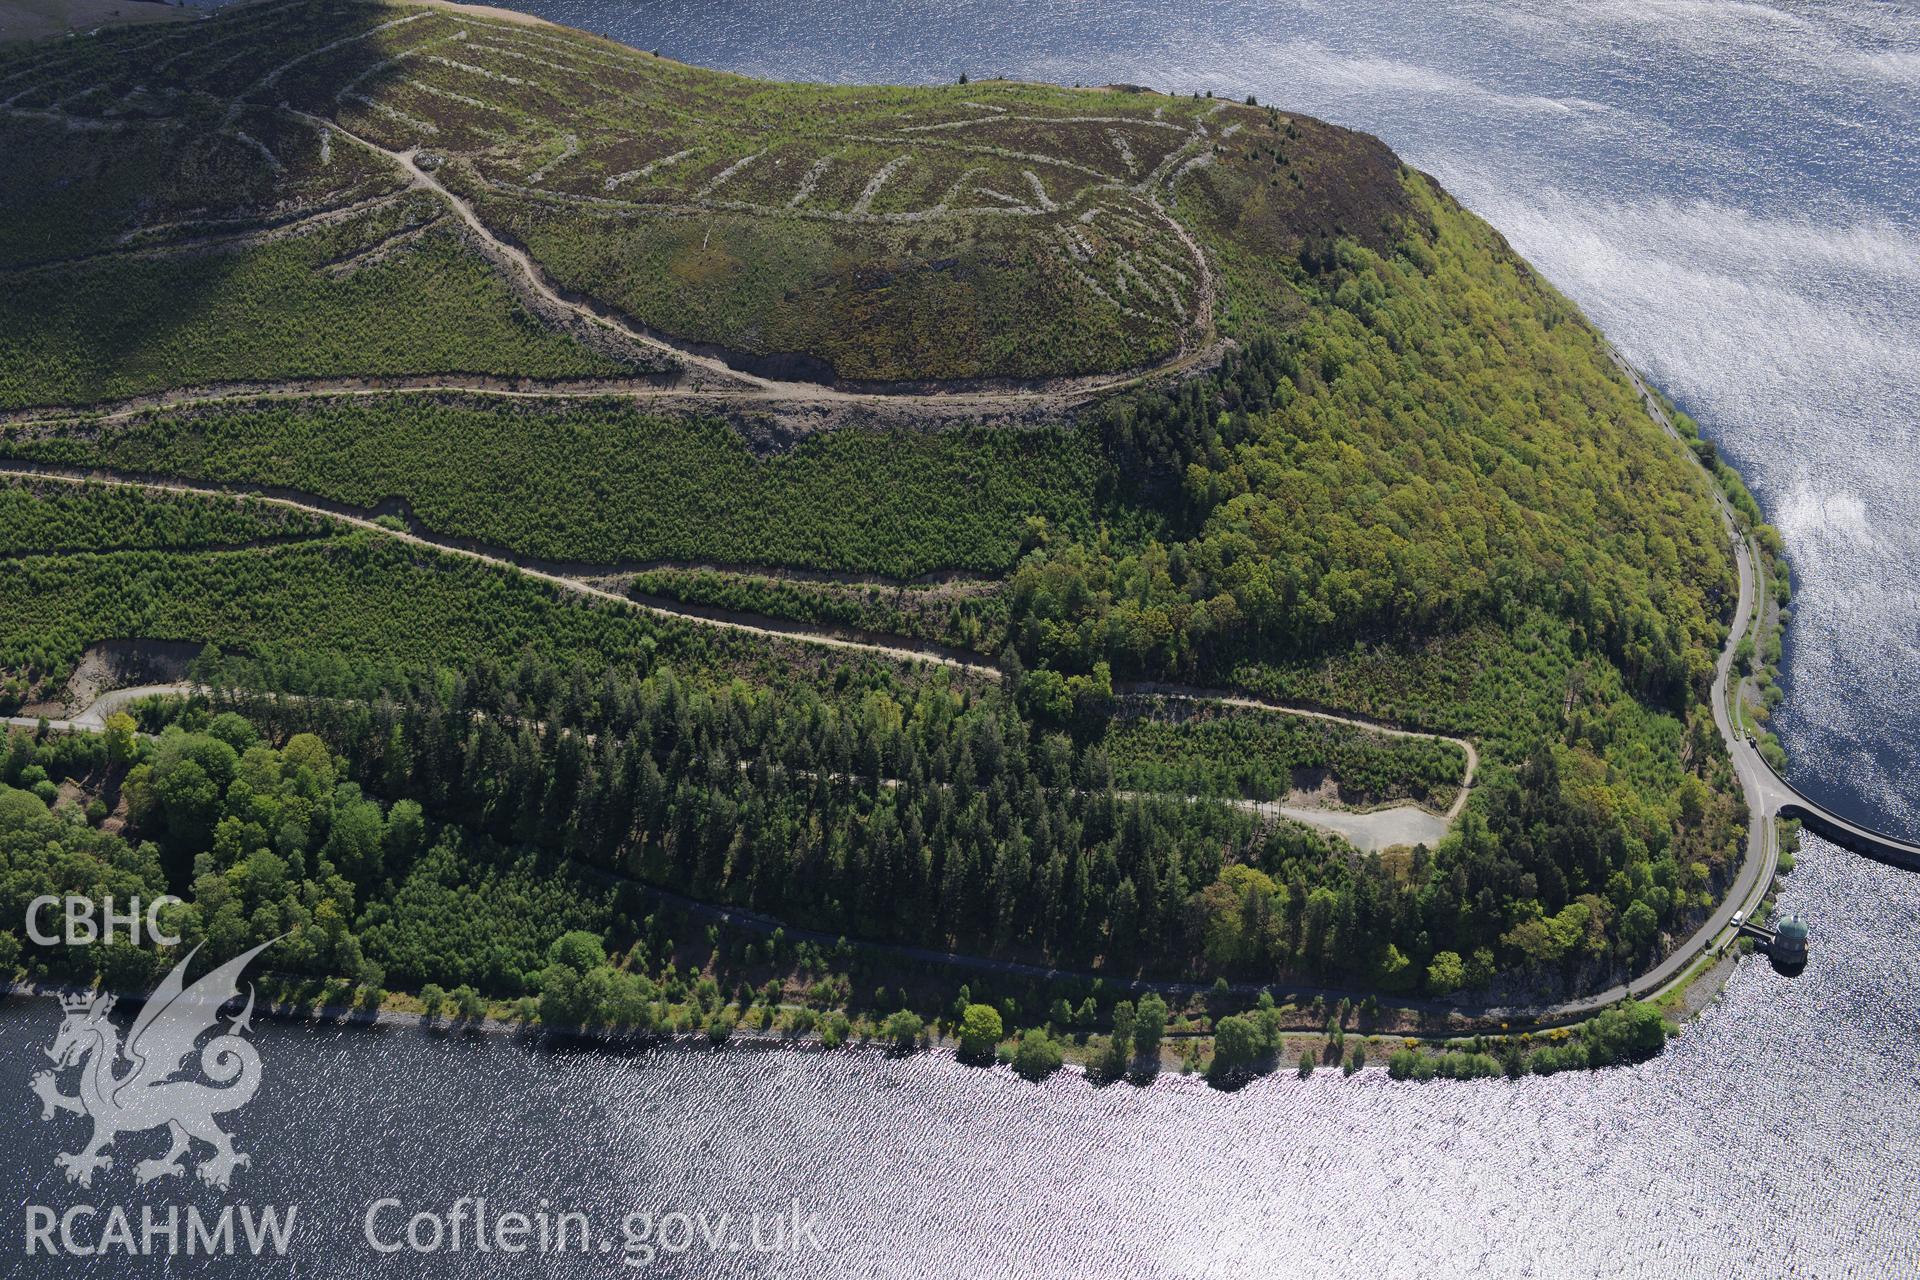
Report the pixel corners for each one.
[0,0,1750,1049]
[0,215,634,410]
[0,0,1230,390]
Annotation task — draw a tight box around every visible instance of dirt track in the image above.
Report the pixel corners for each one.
[282,109,1224,413]
[0,461,1480,850]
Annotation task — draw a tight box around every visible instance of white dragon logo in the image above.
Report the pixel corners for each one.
[30,938,278,1190]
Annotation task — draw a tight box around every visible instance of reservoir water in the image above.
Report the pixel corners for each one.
[4,836,1916,1276]
[6,1,1917,1275]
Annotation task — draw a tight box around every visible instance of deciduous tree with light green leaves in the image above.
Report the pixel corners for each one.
[1011,1028,1064,1081]
[547,930,607,974]
[959,1003,1003,1061]
[1426,950,1466,994]
[104,712,137,766]
[1133,994,1168,1061]
[882,1010,924,1052]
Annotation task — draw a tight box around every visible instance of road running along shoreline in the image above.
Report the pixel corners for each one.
[0,673,1653,1030]
[3,352,1881,1023]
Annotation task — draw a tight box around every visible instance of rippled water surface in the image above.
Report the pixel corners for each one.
[3,838,1915,1276]
[7,2,1918,1275]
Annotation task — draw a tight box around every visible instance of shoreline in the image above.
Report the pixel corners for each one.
[0,13,1811,1077]
[0,977,1391,1087]
[6,934,1757,1087]
[0,671,1747,1042]
[0,349,1832,1032]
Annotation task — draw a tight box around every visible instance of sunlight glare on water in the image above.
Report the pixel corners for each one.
[9,2,1916,1275]
[3,840,1914,1276]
